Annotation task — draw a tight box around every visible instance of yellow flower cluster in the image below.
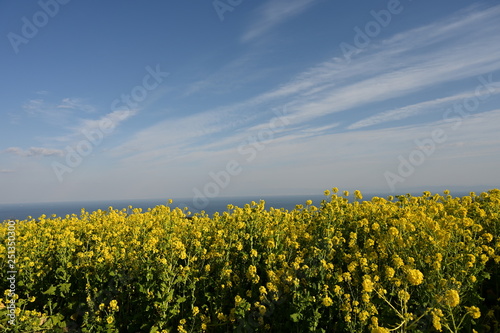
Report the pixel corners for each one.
[444,289,460,307]
[406,269,424,286]
[0,189,499,332]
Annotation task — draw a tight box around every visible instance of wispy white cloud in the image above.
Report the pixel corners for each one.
[233,3,500,130]
[77,109,137,133]
[14,96,138,160]
[111,108,244,163]
[3,147,65,157]
[23,99,45,114]
[182,52,276,97]
[112,4,500,176]
[57,97,96,113]
[176,108,500,195]
[23,97,95,115]
[303,123,340,133]
[241,108,500,188]
[241,0,316,43]
[347,85,500,130]
[286,7,500,124]
[21,97,97,129]
[289,42,500,125]
[0,169,15,173]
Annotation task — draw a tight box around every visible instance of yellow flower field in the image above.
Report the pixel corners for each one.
[1,189,500,332]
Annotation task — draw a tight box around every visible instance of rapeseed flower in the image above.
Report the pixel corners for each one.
[431,308,443,331]
[322,296,333,307]
[406,269,424,286]
[362,276,374,293]
[466,306,481,319]
[482,233,493,242]
[109,300,118,311]
[354,190,363,200]
[397,290,410,302]
[385,266,395,278]
[392,255,404,268]
[444,289,460,307]
[388,227,399,237]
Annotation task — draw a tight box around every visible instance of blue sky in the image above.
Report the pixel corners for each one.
[1,0,500,204]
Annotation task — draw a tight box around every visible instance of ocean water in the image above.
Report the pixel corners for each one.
[0,195,328,222]
[0,190,481,222]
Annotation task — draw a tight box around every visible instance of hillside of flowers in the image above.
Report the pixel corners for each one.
[1,189,500,332]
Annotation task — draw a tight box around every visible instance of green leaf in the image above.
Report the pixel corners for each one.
[43,285,57,295]
[46,313,65,328]
[290,313,302,322]
[59,282,72,296]
[165,289,174,302]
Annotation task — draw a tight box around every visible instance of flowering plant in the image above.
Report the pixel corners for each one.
[1,190,499,332]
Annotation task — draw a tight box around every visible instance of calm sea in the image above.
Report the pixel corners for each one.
[0,190,480,222]
[0,195,328,222]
